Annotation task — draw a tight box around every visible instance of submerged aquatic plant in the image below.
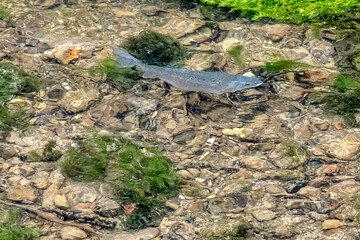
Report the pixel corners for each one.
[123,30,188,67]
[200,0,360,24]
[0,62,40,133]
[0,5,10,22]
[0,62,40,103]
[228,45,244,66]
[0,207,39,240]
[90,58,141,91]
[27,140,63,162]
[321,74,360,127]
[265,60,310,72]
[61,133,179,230]
[200,218,252,240]
[0,105,32,132]
[334,74,360,92]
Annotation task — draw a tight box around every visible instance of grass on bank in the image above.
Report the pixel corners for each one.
[0,206,39,240]
[199,0,360,24]
[61,133,179,230]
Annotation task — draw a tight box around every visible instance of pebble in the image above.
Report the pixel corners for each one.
[322,219,344,230]
[60,226,87,240]
[7,186,36,202]
[252,209,276,221]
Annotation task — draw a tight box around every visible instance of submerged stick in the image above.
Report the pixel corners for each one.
[0,200,98,235]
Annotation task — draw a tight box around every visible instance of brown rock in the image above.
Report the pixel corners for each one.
[60,88,99,113]
[188,201,203,213]
[7,186,36,202]
[155,17,204,38]
[302,70,334,83]
[141,5,164,16]
[135,227,160,240]
[322,219,344,230]
[32,171,50,189]
[252,209,276,221]
[242,156,269,170]
[328,180,360,199]
[260,24,291,41]
[322,164,339,175]
[60,226,87,240]
[55,195,69,209]
[297,186,321,200]
[113,9,136,17]
[326,133,360,160]
[315,122,329,131]
[32,0,62,8]
[42,184,59,208]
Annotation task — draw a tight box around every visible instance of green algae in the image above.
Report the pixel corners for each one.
[123,30,188,67]
[61,133,179,230]
[265,60,310,72]
[334,75,360,92]
[228,45,244,66]
[0,5,10,22]
[0,62,40,133]
[200,0,360,24]
[200,218,252,240]
[322,75,360,127]
[0,206,39,240]
[323,89,360,127]
[0,105,32,133]
[27,140,62,162]
[0,62,40,104]
[353,54,360,72]
[90,58,141,91]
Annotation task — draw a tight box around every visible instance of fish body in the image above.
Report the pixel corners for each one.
[114,48,263,94]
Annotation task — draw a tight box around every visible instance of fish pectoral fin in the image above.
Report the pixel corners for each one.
[142,71,158,79]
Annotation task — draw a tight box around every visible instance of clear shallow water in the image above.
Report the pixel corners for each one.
[1,0,360,239]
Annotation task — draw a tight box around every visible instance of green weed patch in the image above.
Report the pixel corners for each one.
[265,60,310,72]
[123,30,188,67]
[90,58,141,91]
[200,0,360,24]
[61,133,179,230]
[0,206,39,240]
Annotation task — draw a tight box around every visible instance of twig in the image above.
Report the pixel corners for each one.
[0,200,98,235]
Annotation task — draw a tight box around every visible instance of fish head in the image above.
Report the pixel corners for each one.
[224,76,263,93]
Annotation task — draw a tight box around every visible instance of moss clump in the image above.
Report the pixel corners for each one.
[123,30,188,67]
[0,5,10,22]
[279,141,309,170]
[61,133,178,230]
[0,62,40,133]
[353,54,360,72]
[334,75,360,92]
[323,89,360,127]
[228,45,243,66]
[200,4,237,21]
[200,218,252,240]
[322,75,360,127]
[200,0,360,24]
[90,58,141,91]
[265,60,310,72]
[27,140,62,162]
[0,206,39,240]
[0,62,40,103]
[0,105,32,133]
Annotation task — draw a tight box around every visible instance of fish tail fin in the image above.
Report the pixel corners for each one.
[113,48,142,68]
